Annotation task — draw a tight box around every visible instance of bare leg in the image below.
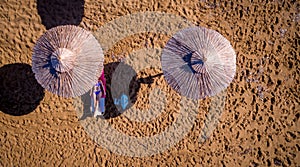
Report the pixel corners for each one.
[100,98,105,114]
[90,90,95,114]
[94,100,99,117]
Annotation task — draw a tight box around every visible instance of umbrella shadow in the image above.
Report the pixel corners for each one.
[78,62,163,120]
[37,0,85,30]
[0,63,45,116]
[78,62,129,120]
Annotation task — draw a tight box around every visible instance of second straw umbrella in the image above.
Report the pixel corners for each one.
[161,26,236,99]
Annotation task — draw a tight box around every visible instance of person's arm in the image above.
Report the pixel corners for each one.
[90,87,93,96]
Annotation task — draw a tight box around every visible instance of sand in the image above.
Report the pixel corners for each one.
[0,0,299,166]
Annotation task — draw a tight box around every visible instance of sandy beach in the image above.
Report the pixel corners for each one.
[0,0,299,166]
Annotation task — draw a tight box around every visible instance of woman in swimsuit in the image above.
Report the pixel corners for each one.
[90,71,106,117]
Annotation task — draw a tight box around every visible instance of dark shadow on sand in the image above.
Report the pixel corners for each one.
[0,63,45,116]
[78,62,163,120]
[37,0,85,30]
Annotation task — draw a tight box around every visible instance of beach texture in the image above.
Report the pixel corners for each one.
[0,0,299,166]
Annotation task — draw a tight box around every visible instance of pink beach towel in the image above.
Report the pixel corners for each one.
[98,70,106,98]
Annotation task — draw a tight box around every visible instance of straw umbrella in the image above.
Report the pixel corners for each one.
[161,26,236,99]
[32,25,104,98]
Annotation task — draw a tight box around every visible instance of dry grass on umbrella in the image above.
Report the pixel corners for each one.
[32,25,104,98]
[161,26,236,99]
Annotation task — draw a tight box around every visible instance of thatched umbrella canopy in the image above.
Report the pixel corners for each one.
[32,25,104,98]
[161,26,236,99]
